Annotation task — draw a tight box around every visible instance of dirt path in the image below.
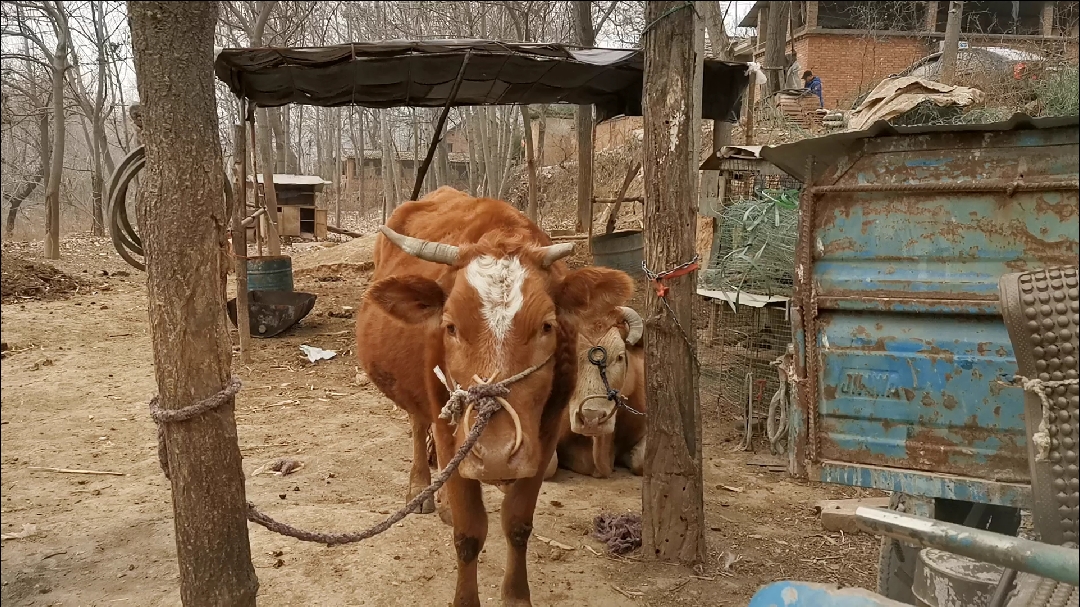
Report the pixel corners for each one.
[1,240,880,607]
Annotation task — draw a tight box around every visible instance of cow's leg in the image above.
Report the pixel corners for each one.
[408,417,435,514]
[555,436,597,477]
[618,438,646,476]
[543,451,558,480]
[499,468,546,606]
[590,434,616,479]
[447,475,486,607]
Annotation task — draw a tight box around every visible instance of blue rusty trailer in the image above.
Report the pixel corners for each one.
[758,113,1079,602]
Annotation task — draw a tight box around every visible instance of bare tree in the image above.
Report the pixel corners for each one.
[763,1,790,96]
[940,1,964,85]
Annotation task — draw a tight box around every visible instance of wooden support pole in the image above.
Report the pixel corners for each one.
[256,108,282,256]
[604,161,642,234]
[641,0,706,565]
[233,122,252,362]
[412,52,471,201]
[126,2,258,604]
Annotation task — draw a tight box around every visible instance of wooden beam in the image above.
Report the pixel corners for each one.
[327,224,363,238]
[127,3,257,604]
[257,108,282,256]
[641,0,706,565]
[233,122,252,362]
[412,52,470,201]
[604,161,642,234]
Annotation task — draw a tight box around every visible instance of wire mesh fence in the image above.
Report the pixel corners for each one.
[698,155,803,453]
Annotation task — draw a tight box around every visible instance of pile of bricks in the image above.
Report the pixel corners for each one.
[774,93,825,131]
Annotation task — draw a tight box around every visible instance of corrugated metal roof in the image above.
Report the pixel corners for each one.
[760,113,1080,183]
[213,39,750,123]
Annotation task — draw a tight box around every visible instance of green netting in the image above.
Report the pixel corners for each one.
[712,188,800,300]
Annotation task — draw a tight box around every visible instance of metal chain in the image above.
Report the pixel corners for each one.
[642,256,701,368]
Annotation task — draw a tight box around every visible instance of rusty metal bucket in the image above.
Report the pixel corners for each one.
[227,290,317,338]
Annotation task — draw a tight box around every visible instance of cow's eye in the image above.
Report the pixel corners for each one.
[616,354,625,362]
[541,321,554,334]
[446,324,457,336]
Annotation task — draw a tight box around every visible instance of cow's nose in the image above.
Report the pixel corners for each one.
[578,404,611,427]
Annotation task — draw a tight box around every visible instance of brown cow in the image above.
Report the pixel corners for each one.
[550,306,647,478]
[356,186,633,606]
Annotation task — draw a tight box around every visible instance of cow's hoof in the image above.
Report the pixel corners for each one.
[408,489,436,514]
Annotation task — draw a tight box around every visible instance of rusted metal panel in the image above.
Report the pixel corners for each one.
[778,118,1080,503]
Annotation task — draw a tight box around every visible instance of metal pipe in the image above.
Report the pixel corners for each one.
[811,180,1079,195]
[855,507,1079,586]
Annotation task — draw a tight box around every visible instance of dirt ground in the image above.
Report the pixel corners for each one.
[1,236,882,607]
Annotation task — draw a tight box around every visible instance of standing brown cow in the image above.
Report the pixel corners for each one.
[551,306,648,478]
[356,186,633,606]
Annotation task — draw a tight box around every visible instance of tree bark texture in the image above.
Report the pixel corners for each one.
[939,2,964,85]
[575,0,595,233]
[127,2,259,605]
[763,1,790,96]
[641,0,707,565]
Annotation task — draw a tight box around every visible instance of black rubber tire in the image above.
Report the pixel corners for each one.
[877,493,1022,604]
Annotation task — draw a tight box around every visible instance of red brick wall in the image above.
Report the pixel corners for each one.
[806,34,931,108]
[755,33,932,108]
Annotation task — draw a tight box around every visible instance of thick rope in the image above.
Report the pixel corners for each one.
[150,358,550,546]
[1013,375,1080,462]
[149,377,242,480]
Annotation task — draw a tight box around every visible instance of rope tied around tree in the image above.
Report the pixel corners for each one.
[149,357,551,546]
[1009,375,1080,463]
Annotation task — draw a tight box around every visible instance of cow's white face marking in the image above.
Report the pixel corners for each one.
[464,255,527,349]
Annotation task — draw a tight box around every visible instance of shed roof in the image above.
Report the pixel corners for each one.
[213,39,750,123]
[759,113,1079,183]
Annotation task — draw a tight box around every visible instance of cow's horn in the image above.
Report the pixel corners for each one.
[539,242,576,267]
[379,226,460,265]
[618,306,644,345]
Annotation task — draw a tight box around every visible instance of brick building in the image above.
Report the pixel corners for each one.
[737,1,1079,108]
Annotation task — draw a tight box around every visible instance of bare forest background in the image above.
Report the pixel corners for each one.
[3,1,1078,251]
[2,1,736,248]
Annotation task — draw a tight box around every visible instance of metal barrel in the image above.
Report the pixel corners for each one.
[246,255,294,293]
[590,230,644,276]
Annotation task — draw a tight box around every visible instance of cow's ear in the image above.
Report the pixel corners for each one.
[555,267,635,316]
[365,275,446,324]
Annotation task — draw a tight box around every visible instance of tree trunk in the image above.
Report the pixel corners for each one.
[258,107,281,255]
[126,3,258,605]
[521,105,539,220]
[44,4,70,260]
[357,110,366,215]
[4,170,43,238]
[574,1,595,234]
[763,1,790,96]
[940,2,964,85]
[641,0,706,565]
[379,110,395,222]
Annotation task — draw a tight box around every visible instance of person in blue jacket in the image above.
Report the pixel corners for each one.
[802,70,824,108]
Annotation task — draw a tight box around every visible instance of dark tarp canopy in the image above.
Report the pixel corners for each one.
[214,39,750,123]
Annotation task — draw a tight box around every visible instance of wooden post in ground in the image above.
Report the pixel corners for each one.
[257,109,281,256]
[574,1,595,235]
[232,121,252,363]
[126,1,258,604]
[641,0,706,565]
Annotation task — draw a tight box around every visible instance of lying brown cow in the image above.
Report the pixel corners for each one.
[356,186,633,606]
[550,306,647,478]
